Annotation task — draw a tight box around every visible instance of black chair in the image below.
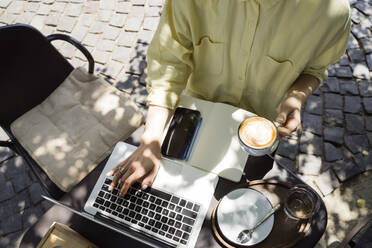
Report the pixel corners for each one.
[0,24,95,199]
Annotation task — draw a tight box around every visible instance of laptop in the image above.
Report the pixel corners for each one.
[47,142,218,248]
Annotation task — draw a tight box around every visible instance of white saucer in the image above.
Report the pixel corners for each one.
[216,188,274,246]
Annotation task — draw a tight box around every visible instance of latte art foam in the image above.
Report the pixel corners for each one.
[239,117,277,149]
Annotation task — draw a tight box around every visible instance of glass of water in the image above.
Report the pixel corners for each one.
[284,185,320,220]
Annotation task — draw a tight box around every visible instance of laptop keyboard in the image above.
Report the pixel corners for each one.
[92,178,201,246]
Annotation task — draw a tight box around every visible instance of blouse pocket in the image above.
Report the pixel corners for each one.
[258,56,300,95]
[193,36,224,76]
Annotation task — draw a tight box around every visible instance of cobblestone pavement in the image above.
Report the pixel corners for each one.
[0,0,371,247]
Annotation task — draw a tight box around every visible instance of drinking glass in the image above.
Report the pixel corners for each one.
[284,185,320,220]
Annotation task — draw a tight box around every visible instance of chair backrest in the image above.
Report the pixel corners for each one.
[0,24,73,126]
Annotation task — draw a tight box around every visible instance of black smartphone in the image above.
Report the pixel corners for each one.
[161,107,202,161]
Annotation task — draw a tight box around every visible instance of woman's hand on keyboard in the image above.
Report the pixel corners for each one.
[107,140,162,196]
[107,105,172,196]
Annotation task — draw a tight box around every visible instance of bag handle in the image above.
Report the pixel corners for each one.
[46,34,95,74]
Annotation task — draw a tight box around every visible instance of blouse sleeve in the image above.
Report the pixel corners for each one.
[145,0,193,109]
[302,10,351,83]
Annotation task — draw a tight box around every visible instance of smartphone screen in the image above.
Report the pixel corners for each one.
[161,107,202,161]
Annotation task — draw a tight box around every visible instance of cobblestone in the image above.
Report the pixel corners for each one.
[100,0,116,10]
[37,3,51,15]
[29,15,46,30]
[66,3,83,17]
[16,12,35,24]
[324,93,343,109]
[132,83,148,106]
[0,0,12,8]
[92,50,110,64]
[83,32,100,47]
[89,20,105,34]
[22,205,44,229]
[366,116,372,132]
[344,134,370,154]
[323,77,340,93]
[361,38,372,54]
[51,2,66,13]
[130,6,145,17]
[138,29,154,44]
[100,60,124,79]
[345,113,365,134]
[116,73,140,94]
[112,46,131,63]
[362,97,372,114]
[302,112,322,135]
[118,31,137,47]
[339,80,359,95]
[24,2,40,12]
[0,146,14,162]
[57,16,76,32]
[109,13,126,28]
[275,155,296,172]
[336,66,353,78]
[304,95,322,115]
[40,25,54,35]
[333,160,363,182]
[148,0,163,6]
[351,7,363,24]
[29,183,45,205]
[13,189,31,213]
[132,0,146,6]
[0,157,27,180]
[324,142,343,162]
[117,2,131,14]
[0,230,22,248]
[355,1,372,16]
[276,137,298,160]
[125,57,146,75]
[323,126,344,145]
[71,24,88,41]
[0,214,22,236]
[359,80,372,97]
[347,34,359,50]
[348,48,365,63]
[314,169,340,196]
[98,9,113,22]
[324,109,344,126]
[12,172,32,193]
[45,12,59,26]
[83,1,99,14]
[344,95,362,113]
[125,16,143,31]
[366,54,372,69]
[8,1,24,14]
[145,6,162,17]
[97,39,116,52]
[102,25,121,40]
[367,133,372,147]
[300,131,322,156]
[0,181,15,202]
[0,128,9,141]
[0,13,16,25]
[80,13,95,26]
[143,17,160,30]
[352,63,371,80]
[298,154,322,175]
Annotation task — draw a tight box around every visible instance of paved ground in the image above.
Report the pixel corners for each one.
[0,0,371,247]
